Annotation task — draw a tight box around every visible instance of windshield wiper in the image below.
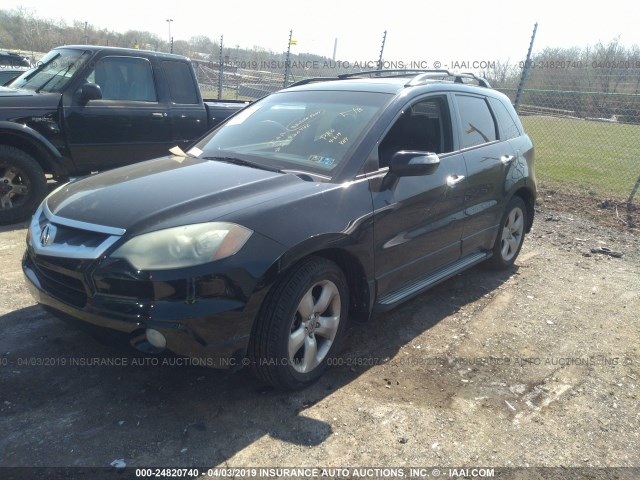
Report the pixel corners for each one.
[36,61,76,93]
[23,53,61,81]
[203,156,281,173]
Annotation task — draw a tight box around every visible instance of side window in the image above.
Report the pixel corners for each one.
[378,96,453,168]
[488,97,521,140]
[455,95,497,148]
[163,60,199,104]
[85,57,157,102]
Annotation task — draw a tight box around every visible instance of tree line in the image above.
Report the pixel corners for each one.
[0,7,327,69]
[2,8,639,122]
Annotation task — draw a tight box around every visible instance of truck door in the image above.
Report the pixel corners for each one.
[161,60,208,148]
[63,56,173,173]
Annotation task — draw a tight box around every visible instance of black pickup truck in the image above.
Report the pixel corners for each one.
[0,45,248,224]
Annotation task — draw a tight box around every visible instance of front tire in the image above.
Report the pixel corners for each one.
[249,257,349,390]
[485,196,527,270]
[0,146,47,225]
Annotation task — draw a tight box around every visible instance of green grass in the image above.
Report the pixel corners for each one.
[521,116,640,198]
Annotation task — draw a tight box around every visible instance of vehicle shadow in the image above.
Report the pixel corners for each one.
[0,220,29,234]
[0,265,516,470]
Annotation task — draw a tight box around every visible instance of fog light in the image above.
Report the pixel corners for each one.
[146,329,166,349]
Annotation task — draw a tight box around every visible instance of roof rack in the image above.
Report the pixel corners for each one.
[337,69,452,79]
[288,77,342,87]
[287,69,491,89]
[405,71,492,88]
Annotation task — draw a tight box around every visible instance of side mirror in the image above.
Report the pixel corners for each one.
[75,83,102,105]
[389,150,440,176]
[382,151,440,190]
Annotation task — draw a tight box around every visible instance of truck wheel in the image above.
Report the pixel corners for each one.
[0,146,47,225]
[484,196,527,270]
[249,257,349,390]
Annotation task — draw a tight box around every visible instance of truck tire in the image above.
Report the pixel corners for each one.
[0,146,48,225]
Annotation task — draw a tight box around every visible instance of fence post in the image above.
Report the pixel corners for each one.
[283,30,292,88]
[218,35,224,100]
[514,22,538,113]
[377,30,387,70]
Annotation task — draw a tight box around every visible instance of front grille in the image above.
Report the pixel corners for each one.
[46,222,110,249]
[30,257,88,308]
[26,205,129,309]
[29,205,125,260]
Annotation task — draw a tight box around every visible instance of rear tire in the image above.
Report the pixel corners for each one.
[248,257,349,390]
[0,146,47,225]
[485,196,527,270]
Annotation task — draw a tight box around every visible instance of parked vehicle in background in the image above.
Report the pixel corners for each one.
[0,51,30,68]
[0,45,248,224]
[0,51,30,86]
[0,66,29,86]
[23,70,536,389]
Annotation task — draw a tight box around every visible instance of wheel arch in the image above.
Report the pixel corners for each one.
[0,122,66,178]
[274,235,374,323]
[510,186,536,233]
[311,248,372,322]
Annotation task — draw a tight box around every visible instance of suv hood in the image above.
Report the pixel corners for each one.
[46,156,324,234]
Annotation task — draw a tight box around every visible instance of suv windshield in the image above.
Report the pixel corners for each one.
[192,90,392,177]
[10,48,90,92]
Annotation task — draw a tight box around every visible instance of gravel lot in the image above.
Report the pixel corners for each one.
[0,201,639,478]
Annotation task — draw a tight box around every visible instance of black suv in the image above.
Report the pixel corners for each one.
[23,70,536,389]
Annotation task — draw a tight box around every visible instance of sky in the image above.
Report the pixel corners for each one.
[3,0,639,64]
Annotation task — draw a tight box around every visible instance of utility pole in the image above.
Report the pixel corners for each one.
[83,21,88,44]
[166,19,173,53]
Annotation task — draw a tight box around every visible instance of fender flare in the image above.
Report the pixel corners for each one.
[0,121,67,176]
[274,232,375,320]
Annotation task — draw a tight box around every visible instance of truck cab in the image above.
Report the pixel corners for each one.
[0,45,247,224]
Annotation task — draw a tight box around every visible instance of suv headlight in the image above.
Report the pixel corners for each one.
[111,222,252,270]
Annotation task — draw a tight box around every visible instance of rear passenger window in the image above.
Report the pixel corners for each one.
[488,97,521,140]
[455,95,497,148]
[163,61,199,104]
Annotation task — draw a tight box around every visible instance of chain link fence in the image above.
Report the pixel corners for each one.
[195,59,640,217]
[193,61,364,100]
[495,65,640,206]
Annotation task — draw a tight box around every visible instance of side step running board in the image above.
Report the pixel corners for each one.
[376,252,489,307]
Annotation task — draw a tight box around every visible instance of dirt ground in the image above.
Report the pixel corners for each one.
[0,197,639,478]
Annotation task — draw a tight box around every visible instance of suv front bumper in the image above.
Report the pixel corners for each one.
[22,252,271,369]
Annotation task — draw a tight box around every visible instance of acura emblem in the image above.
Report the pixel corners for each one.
[40,223,57,246]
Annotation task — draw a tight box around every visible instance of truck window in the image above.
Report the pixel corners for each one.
[86,56,157,102]
[162,60,199,104]
[455,95,497,148]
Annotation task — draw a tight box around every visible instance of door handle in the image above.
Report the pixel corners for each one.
[501,155,515,164]
[446,175,465,187]
[151,112,167,119]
